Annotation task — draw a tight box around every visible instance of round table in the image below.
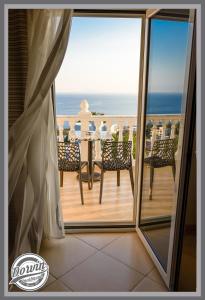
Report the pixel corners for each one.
[69,130,112,190]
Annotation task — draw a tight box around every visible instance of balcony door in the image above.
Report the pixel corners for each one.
[136,9,195,289]
[55,14,143,228]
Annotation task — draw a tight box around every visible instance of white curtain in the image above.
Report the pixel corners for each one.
[9,9,73,261]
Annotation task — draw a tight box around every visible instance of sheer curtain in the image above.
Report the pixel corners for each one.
[9,9,73,262]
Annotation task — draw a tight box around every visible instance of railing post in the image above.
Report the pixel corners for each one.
[151,122,157,147]
[94,119,102,160]
[58,123,64,142]
[106,120,112,135]
[171,122,176,138]
[78,99,92,161]
[128,122,134,142]
[80,117,88,132]
[78,99,92,132]
[69,119,76,139]
[128,121,135,160]
[118,122,124,141]
[161,122,166,139]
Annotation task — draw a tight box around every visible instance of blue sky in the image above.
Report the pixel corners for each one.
[55,17,142,94]
[148,19,189,93]
[55,17,189,95]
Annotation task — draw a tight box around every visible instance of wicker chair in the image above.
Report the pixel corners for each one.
[144,138,176,200]
[94,141,134,204]
[58,142,87,205]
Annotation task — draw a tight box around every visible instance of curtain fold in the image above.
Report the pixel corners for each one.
[9,9,73,262]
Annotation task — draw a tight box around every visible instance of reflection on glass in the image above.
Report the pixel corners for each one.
[139,18,190,271]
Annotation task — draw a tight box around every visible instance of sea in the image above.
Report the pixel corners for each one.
[56,93,182,116]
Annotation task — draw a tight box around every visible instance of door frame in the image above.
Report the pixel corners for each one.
[135,9,196,289]
[169,11,196,290]
[61,10,147,230]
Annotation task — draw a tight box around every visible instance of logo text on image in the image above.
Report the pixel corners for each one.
[10,253,49,291]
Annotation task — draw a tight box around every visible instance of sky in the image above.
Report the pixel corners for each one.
[148,19,189,93]
[55,17,142,94]
[55,17,189,95]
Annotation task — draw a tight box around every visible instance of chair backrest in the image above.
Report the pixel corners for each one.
[151,138,175,162]
[102,141,132,169]
[58,142,81,169]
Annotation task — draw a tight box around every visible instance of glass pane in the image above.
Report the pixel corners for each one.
[55,17,142,224]
[139,18,190,271]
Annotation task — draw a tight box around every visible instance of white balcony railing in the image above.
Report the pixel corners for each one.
[56,99,183,161]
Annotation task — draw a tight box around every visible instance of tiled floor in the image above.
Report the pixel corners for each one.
[39,232,168,292]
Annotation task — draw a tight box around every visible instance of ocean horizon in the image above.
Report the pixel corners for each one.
[56,92,182,116]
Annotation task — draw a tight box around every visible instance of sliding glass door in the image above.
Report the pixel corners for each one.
[136,9,195,288]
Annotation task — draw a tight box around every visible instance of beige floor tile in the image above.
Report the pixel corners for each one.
[148,268,166,287]
[102,232,154,275]
[60,251,143,292]
[41,280,72,292]
[40,236,97,278]
[9,274,57,293]
[44,274,56,287]
[74,232,123,249]
[132,277,168,292]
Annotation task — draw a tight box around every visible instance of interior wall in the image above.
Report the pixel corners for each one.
[177,126,196,291]
[8,9,28,263]
[184,131,196,227]
[8,9,28,128]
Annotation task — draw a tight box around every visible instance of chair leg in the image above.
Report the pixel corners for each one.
[60,171,63,187]
[172,164,176,181]
[90,163,94,189]
[87,163,91,190]
[117,170,120,186]
[149,167,154,200]
[99,169,104,204]
[79,171,84,205]
[129,167,134,196]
